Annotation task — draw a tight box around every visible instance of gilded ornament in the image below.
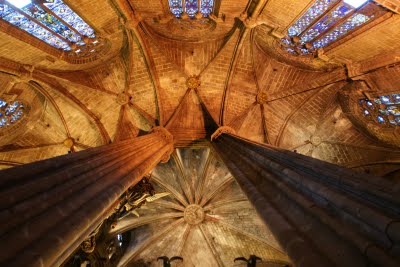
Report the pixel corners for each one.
[63,138,75,148]
[256,91,268,104]
[116,92,130,105]
[186,76,201,89]
[184,204,204,225]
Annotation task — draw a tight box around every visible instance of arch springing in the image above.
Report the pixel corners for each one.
[0,0,103,55]
[0,99,25,128]
[280,0,387,56]
[359,94,400,127]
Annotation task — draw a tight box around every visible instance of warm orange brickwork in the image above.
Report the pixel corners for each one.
[375,0,400,13]
[0,0,399,265]
[0,0,398,175]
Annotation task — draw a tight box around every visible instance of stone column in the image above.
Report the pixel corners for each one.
[0,127,174,267]
[211,130,400,267]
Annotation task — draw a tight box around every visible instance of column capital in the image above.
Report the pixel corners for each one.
[211,126,236,141]
[151,126,174,162]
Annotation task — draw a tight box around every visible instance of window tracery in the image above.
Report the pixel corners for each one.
[0,0,105,58]
[359,94,400,127]
[168,0,214,18]
[0,98,25,128]
[281,0,387,56]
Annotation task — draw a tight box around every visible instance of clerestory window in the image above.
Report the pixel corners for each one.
[281,0,387,56]
[168,0,214,18]
[359,94,400,127]
[0,0,102,56]
[0,98,25,128]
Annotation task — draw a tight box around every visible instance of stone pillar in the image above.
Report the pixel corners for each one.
[0,127,173,267]
[212,130,400,267]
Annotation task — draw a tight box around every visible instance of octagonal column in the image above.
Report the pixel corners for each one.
[211,129,400,267]
[0,127,173,267]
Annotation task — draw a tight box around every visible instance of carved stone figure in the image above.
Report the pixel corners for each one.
[115,175,170,219]
[157,256,183,267]
[234,255,262,267]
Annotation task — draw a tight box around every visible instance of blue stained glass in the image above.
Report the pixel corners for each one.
[49,3,95,37]
[282,38,291,46]
[6,0,31,8]
[392,94,400,103]
[185,0,198,17]
[379,109,388,115]
[200,0,214,17]
[43,0,63,9]
[0,99,24,128]
[20,4,82,43]
[362,95,400,126]
[0,4,13,18]
[313,13,371,49]
[388,106,400,116]
[380,95,390,104]
[0,100,7,108]
[0,118,7,128]
[168,0,183,17]
[288,0,338,37]
[3,10,70,50]
[1,0,98,51]
[301,3,353,43]
[286,47,297,54]
[344,0,368,8]
[5,101,19,115]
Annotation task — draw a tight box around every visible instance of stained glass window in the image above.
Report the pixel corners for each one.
[185,0,198,17]
[359,94,400,127]
[0,99,25,128]
[281,0,385,56]
[168,0,183,17]
[200,0,214,17]
[0,0,99,53]
[168,0,214,18]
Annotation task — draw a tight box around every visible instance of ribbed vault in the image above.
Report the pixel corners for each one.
[111,147,290,267]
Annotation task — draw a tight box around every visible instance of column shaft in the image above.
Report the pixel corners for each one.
[0,128,173,267]
[212,133,400,267]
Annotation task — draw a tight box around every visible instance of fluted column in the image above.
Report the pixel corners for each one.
[0,127,174,267]
[212,130,400,267]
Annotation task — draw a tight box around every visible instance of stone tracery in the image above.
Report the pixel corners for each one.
[0,0,108,62]
[168,0,215,18]
[359,93,400,127]
[0,98,24,128]
[280,0,389,56]
[0,0,399,265]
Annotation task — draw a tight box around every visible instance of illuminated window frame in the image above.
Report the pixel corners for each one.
[0,98,25,129]
[359,94,400,127]
[280,0,388,56]
[168,0,215,18]
[0,0,104,58]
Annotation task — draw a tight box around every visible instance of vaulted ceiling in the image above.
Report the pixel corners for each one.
[0,0,400,265]
[111,147,290,266]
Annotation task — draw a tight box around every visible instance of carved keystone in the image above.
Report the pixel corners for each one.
[151,126,174,163]
[116,92,130,105]
[310,136,322,147]
[186,76,201,90]
[184,204,204,225]
[63,138,75,148]
[256,91,268,104]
